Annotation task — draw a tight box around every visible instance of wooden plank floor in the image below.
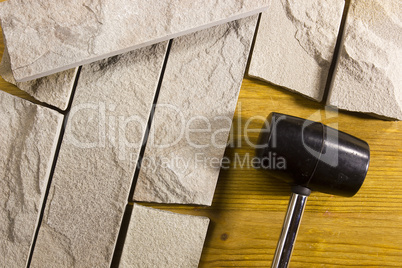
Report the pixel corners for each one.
[1,8,401,267]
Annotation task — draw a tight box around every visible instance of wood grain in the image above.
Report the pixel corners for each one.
[1,4,401,266]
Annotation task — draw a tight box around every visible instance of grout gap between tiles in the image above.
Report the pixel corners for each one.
[33,99,65,115]
[321,0,350,104]
[245,12,262,76]
[25,66,82,268]
[127,39,173,201]
[110,40,173,268]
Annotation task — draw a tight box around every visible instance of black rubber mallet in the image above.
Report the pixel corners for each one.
[256,112,370,268]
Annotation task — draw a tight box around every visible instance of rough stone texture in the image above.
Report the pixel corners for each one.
[30,42,168,267]
[119,204,209,268]
[328,0,402,120]
[0,47,78,110]
[133,16,258,206]
[0,90,63,267]
[0,0,269,82]
[248,0,345,101]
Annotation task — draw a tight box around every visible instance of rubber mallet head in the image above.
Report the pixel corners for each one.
[256,112,370,196]
[255,112,370,267]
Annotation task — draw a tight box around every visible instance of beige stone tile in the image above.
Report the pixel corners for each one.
[0,91,63,267]
[30,42,168,267]
[0,0,269,82]
[0,47,77,110]
[249,0,345,101]
[328,0,402,120]
[119,204,209,268]
[133,16,258,206]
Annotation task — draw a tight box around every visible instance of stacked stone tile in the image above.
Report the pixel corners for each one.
[0,0,269,82]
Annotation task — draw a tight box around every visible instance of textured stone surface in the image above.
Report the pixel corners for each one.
[0,0,269,82]
[328,0,402,120]
[0,91,63,267]
[119,204,209,268]
[30,42,168,267]
[248,0,344,101]
[133,16,258,206]
[0,47,78,110]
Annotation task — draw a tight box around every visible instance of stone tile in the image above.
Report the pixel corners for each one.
[0,91,63,267]
[0,47,78,110]
[119,204,209,268]
[0,0,269,82]
[133,16,258,206]
[328,0,402,120]
[30,42,168,267]
[248,0,345,101]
